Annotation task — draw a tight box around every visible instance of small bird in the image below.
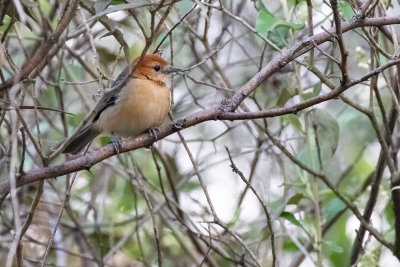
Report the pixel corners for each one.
[62,52,180,154]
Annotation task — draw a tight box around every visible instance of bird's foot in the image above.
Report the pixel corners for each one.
[145,127,160,149]
[148,127,159,140]
[111,135,122,154]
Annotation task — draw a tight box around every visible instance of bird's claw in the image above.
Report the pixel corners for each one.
[111,135,122,154]
[148,127,159,140]
[145,127,160,149]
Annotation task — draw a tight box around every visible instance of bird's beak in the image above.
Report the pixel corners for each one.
[163,67,181,74]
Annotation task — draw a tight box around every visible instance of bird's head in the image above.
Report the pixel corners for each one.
[132,52,180,86]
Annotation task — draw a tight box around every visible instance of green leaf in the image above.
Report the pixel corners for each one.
[280,211,301,228]
[283,237,298,251]
[277,87,298,106]
[312,108,340,156]
[117,182,136,212]
[39,0,51,14]
[287,0,307,7]
[228,207,242,226]
[323,197,346,220]
[110,0,125,4]
[323,240,344,253]
[339,1,354,19]
[301,82,322,100]
[261,224,271,240]
[269,25,290,48]
[66,113,84,127]
[276,21,304,30]
[99,136,111,147]
[384,199,394,225]
[282,114,303,132]
[255,9,277,34]
[280,211,309,235]
[300,92,314,101]
[0,15,11,32]
[313,82,322,95]
[255,4,304,48]
[276,89,292,106]
[287,193,304,205]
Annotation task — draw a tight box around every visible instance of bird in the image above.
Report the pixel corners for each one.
[62,52,180,154]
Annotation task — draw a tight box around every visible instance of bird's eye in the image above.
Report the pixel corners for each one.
[154,65,161,72]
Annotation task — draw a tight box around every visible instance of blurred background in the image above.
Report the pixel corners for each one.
[0,0,400,266]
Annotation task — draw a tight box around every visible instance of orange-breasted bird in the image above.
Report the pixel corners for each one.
[62,52,180,154]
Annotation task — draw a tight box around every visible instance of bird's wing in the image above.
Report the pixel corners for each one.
[93,67,131,122]
[111,66,131,87]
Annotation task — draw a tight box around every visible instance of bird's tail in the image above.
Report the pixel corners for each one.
[62,124,100,154]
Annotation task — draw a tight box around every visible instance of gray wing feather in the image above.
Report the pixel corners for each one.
[93,67,131,122]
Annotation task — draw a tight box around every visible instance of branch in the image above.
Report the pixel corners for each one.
[225,146,276,266]
[330,0,349,83]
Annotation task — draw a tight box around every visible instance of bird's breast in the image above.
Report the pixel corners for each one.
[94,79,171,137]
